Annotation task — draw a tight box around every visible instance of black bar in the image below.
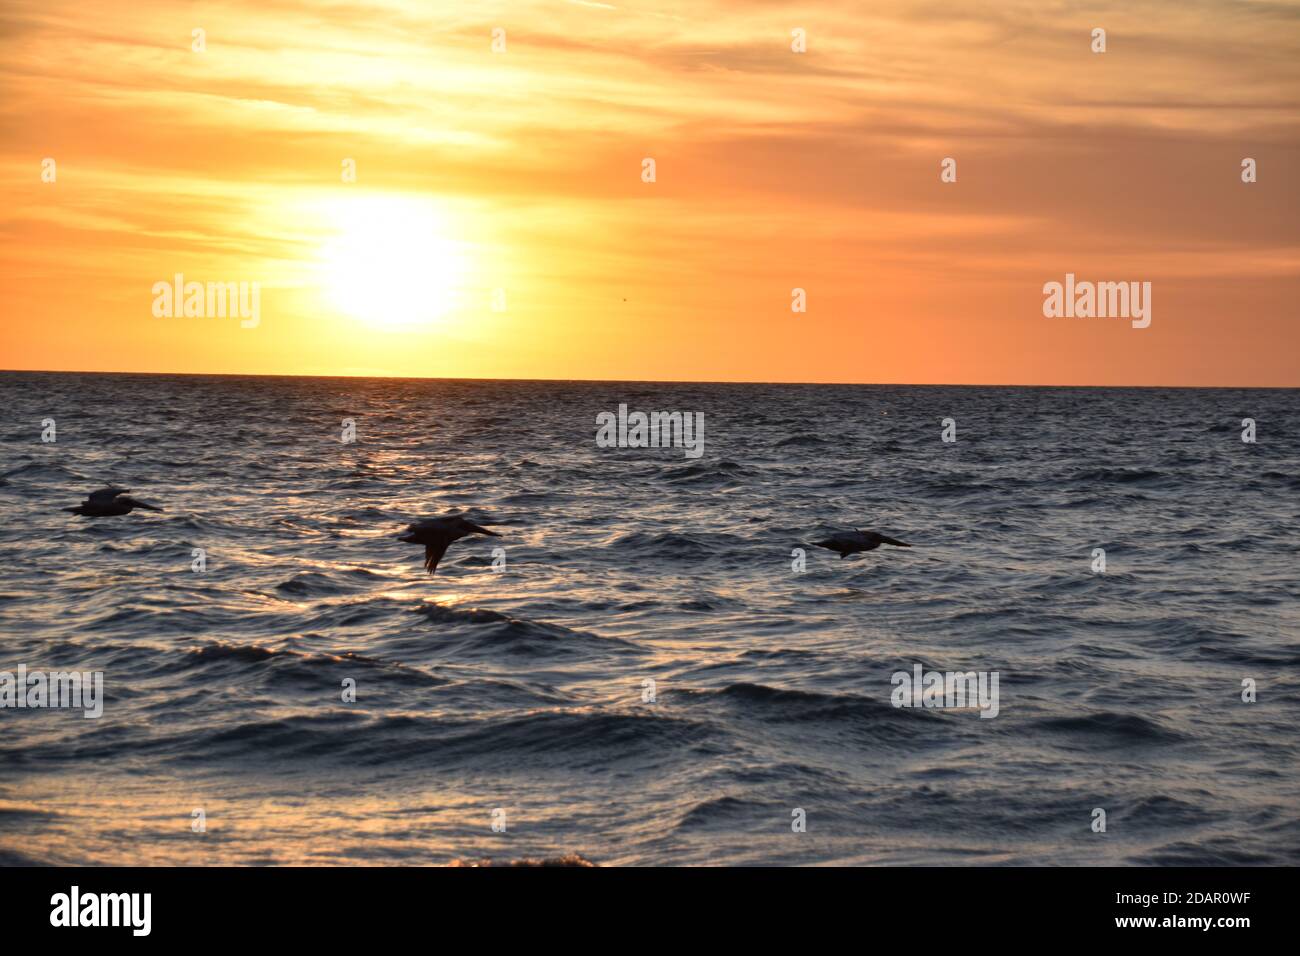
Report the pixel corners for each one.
[4,866,1285,942]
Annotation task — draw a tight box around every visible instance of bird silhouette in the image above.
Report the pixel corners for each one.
[64,488,163,517]
[398,515,501,574]
[812,528,911,558]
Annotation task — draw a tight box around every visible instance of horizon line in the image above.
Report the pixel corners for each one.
[2,366,1297,390]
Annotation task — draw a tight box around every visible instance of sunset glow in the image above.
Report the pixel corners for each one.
[1,0,1297,384]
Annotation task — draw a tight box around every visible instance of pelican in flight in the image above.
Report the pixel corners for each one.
[812,528,911,558]
[398,515,501,574]
[64,487,163,518]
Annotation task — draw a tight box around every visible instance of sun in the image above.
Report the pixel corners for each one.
[317,195,469,331]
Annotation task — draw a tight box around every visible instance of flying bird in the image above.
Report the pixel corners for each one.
[64,487,163,517]
[812,529,911,558]
[398,515,501,574]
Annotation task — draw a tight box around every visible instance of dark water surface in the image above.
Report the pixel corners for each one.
[1,372,1297,865]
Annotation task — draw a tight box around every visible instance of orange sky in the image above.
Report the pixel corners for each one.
[1,0,1298,385]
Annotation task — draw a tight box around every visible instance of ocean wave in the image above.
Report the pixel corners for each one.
[675,794,771,830]
[1,461,86,482]
[1130,839,1280,866]
[448,853,597,867]
[276,569,382,597]
[673,682,949,734]
[412,603,642,656]
[773,434,826,448]
[603,529,740,560]
[129,708,714,769]
[166,641,445,687]
[1069,467,1170,485]
[1036,711,1187,746]
[419,709,712,763]
[657,459,748,486]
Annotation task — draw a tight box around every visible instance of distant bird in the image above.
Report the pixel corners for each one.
[64,487,163,518]
[398,515,501,574]
[812,529,911,558]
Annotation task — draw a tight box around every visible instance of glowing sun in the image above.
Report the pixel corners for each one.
[318,195,469,331]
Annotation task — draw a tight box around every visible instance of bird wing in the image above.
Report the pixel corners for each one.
[422,536,453,574]
[88,487,128,503]
[122,497,163,512]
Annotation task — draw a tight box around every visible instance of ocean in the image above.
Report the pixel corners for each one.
[1,371,1297,865]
